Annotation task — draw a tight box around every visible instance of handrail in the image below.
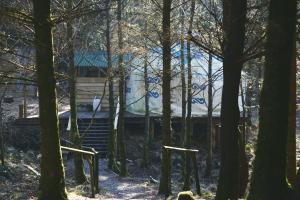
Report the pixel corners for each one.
[60,145,100,197]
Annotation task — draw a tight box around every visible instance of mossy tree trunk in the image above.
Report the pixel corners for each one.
[158,0,172,196]
[67,0,87,184]
[33,0,68,199]
[106,0,118,173]
[248,0,296,199]
[117,0,127,177]
[183,0,195,191]
[215,0,246,199]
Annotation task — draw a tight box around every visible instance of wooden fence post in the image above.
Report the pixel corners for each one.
[19,104,24,118]
[192,153,201,196]
[94,151,99,193]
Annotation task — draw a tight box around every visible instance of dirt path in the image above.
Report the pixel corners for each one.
[66,159,204,200]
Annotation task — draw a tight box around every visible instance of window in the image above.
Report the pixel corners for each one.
[77,67,107,77]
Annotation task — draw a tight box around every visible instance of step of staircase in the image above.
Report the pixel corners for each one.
[78,119,109,157]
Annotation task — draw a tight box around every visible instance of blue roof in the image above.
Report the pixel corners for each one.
[74,51,132,68]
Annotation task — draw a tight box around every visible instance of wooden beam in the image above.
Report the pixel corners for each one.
[61,146,95,155]
[163,145,199,153]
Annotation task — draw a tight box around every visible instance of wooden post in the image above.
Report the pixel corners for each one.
[192,153,201,195]
[89,156,95,198]
[19,104,24,118]
[214,124,220,150]
[94,152,99,193]
[61,146,99,197]
[150,118,154,142]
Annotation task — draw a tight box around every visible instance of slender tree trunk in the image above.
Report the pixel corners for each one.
[287,33,297,186]
[239,83,249,197]
[142,21,150,167]
[215,0,246,199]
[183,0,195,191]
[106,0,118,173]
[158,0,172,196]
[67,0,86,184]
[205,53,213,177]
[179,1,187,182]
[248,0,296,199]
[180,0,186,148]
[117,0,127,177]
[33,0,68,199]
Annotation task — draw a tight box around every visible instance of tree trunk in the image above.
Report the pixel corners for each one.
[180,0,186,148]
[238,83,249,198]
[179,0,187,182]
[142,21,150,168]
[67,0,87,184]
[215,0,246,199]
[248,0,296,199]
[33,0,68,199]
[117,0,127,177]
[106,0,118,173]
[287,32,297,186]
[183,0,195,191]
[158,0,172,196]
[205,53,213,177]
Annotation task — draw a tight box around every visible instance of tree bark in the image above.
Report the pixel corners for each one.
[142,20,150,168]
[33,0,68,199]
[248,0,297,199]
[215,0,247,199]
[238,83,249,198]
[205,53,213,177]
[106,0,118,173]
[158,0,172,196]
[183,0,195,191]
[287,31,297,186]
[180,0,186,148]
[117,0,127,177]
[67,0,87,184]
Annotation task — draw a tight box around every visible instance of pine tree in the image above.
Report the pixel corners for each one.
[117,0,127,177]
[66,0,87,184]
[248,0,297,199]
[215,0,247,199]
[158,0,172,196]
[33,0,68,199]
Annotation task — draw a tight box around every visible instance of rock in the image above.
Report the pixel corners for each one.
[177,191,195,200]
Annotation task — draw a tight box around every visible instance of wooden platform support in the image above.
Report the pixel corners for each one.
[163,145,201,195]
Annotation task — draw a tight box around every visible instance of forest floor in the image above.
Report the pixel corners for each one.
[1,97,300,199]
[1,130,300,200]
[0,134,214,200]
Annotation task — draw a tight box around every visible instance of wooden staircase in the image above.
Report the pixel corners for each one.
[78,119,109,157]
